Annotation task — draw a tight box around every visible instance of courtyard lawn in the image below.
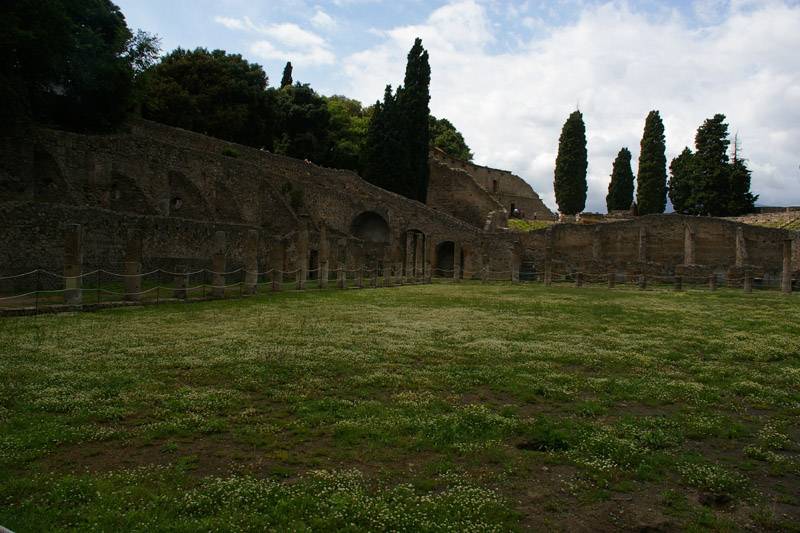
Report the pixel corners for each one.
[0,283,799,531]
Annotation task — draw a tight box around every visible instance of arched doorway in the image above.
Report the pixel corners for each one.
[350,211,390,243]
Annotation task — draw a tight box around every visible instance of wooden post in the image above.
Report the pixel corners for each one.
[709,274,717,291]
[575,272,583,288]
[173,265,188,299]
[608,270,615,289]
[674,275,683,292]
[63,224,83,305]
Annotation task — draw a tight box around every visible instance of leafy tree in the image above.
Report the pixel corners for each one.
[1,0,150,131]
[668,115,758,216]
[280,62,293,88]
[668,148,695,214]
[606,148,635,212]
[553,110,588,215]
[636,110,667,214]
[325,95,371,171]
[270,83,331,163]
[141,47,273,148]
[430,116,473,161]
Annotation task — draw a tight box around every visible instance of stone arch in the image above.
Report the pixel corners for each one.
[110,171,154,214]
[350,211,390,243]
[32,147,73,203]
[167,170,211,220]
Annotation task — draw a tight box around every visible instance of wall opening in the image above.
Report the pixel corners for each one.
[351,211,390,243]
[435,241,454,277]
[492,179,498,193]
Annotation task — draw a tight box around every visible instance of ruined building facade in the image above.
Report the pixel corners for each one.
[0,119,797,295]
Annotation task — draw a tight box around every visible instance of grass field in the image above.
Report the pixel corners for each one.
[1,283,799,531]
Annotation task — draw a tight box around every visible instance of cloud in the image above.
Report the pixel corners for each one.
[213,15,335,66]
[342,0,800,212]
[311,9,338,31]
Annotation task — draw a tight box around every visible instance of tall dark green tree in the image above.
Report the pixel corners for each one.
[362,38,430,201]
[553,110,588,215]
[141,48,273,148]
[668,115,758,216]
[400,38,431,202]
[270,83,330,163]
[606,148,635,212]
[636,110,667,214]
[668,147,695,214]
[280,62,293,88]
[362,86,410,193]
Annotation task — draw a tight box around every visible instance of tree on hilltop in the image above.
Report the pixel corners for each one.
[606,147,635,212]
[280,61,293,88]
[553,110,588,216]
[430,116,473,161]
[636,110,667,214]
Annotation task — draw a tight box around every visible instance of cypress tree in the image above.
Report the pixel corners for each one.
[606,147,635,212]
[727,136,758,215]
[668,147,695,214]
[280,61,293,88]
[553,110,588,216]
[362,86,409,195]
[636,110,667,214]
[693,114,731,216]
[400,38,431,202]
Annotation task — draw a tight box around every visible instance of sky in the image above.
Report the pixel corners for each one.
[116,0,800,213]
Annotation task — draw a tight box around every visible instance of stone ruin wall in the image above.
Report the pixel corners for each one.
[516,215,798,281]
[427,157,507,230]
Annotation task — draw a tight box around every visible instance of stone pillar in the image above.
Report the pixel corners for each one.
[296,221,309,290]
[674,275,683,292]
[425,236,434,283]
[683,224,695,265]
[638,226,647,263]
[511,251,520,283]
[270,240,283,292]
[404,232,414,278]
[743,269,753,293]
[173,265,188,299]
[592,227,601,262]
[544,261,552,286]
[63,224,83,305]
[575,272,583,288]
[124,229,142,302]
[337,263,346,289]
[782,239,793,294]
[608,270,615,289]
[638,273,647,290]
[211,231,226,298]
[396,262,403,286]
[382,253,391,287]
[243,229,258,295]
[319,226,329,289]
[415,233,425,281]
[453,242,461,281]
[708,274,717,291]
[735,227,748,267]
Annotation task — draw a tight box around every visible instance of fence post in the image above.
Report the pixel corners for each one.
[34,269,40,313]
[383,261,391,287]
[372,265,378,288]
[782,239,793,294]
[743,269,753,293]
[212,231,226,298]
[244,229,258,295]
[674,275,683,292]
[575,272,583,288]
[709,274,717,291]
[608,270,615,289]
[638,273,647,290]
[357,264,364,289]
[174,265,188,299]
[544,261,552,287]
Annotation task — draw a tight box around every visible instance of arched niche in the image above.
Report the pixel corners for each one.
[350,211,390,244]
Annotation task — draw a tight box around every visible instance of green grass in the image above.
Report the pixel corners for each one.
[1,283,799,531]
[507,219,555,232]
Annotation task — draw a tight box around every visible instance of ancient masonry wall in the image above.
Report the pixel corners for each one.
[427,158,506,229]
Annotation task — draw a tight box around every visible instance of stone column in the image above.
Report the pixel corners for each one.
[243,229,258,295]
[124,229,142,302]
[404,232,414,279]
[64,224,83,305]
[396,262,403,286]
[296,220,309,290]
[414,233,425,281]
[708,274,717,291]
[575,272,583,288]
[211,231,226,298]
[173,265,188,299]
[453,242,461,281]
[337,263,346,289]
[425,235,434,283]
[608,269,615,289]
[319,225,329,289]
[743,269,753,293]
[782,239,793,294]
[683,224,695,265]
[735,226,748,267]
[638,273,647,290]
[382,252,391,287]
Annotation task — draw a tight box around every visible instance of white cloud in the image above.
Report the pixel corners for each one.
[213,15,335,66]
[311,9,338,31]
[342,0,800,212]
